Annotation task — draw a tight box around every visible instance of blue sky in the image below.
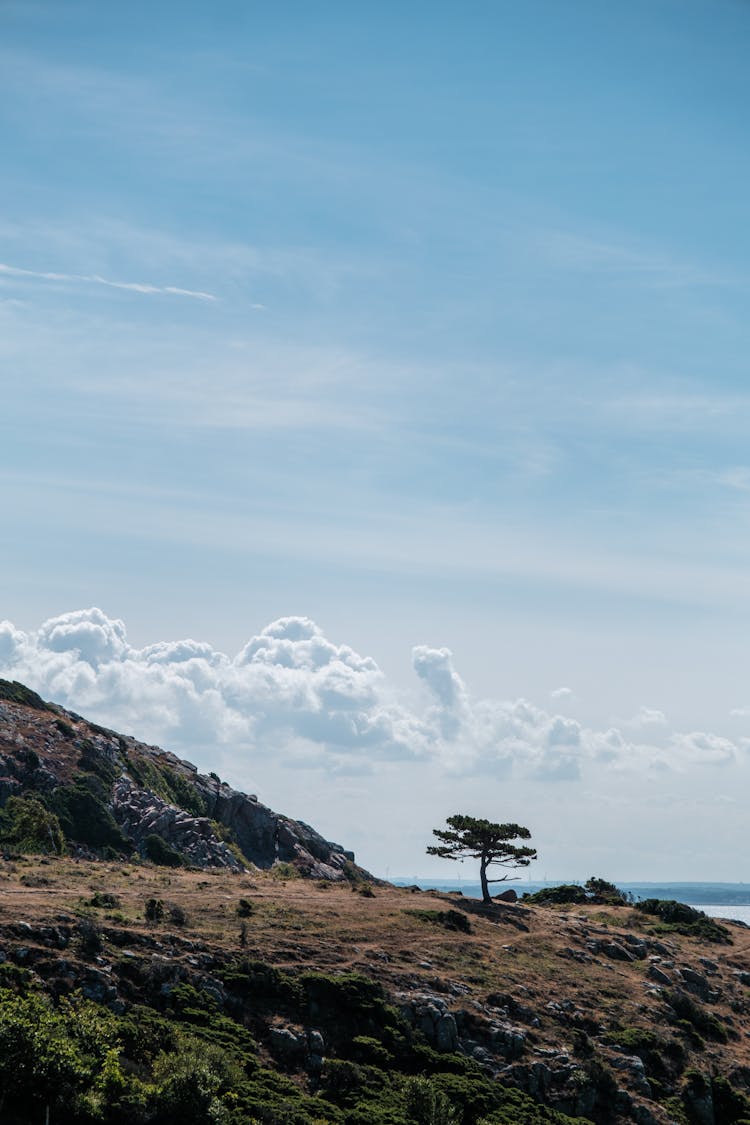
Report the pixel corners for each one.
[2,1,750,878]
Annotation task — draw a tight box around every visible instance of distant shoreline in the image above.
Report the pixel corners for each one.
[389,878,750,909]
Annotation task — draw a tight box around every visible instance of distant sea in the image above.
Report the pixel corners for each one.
[390,880,750,925]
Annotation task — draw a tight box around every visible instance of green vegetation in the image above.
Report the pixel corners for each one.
[406,909,472,934]
[76,739,119,784]
[271,860,300,880]
[50,776,131,855]
[125,754,207,817]
[635,899,731,944]
[523,884,587,906]
[142,834,184,867]
[665,990,729,1044]
[427,815,537,904]
[0,969,593,1125]
[523,877,629,907]
[602,1026,662,1054]
[0,795,65,855]
[88,892,121,910]
[0,679,53,711]
[144,898,165,923]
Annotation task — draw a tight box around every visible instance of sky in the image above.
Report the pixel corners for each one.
[2,1,750,881]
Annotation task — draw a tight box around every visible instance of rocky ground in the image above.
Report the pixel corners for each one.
[0,679,358,878]
[1,854,750,1123]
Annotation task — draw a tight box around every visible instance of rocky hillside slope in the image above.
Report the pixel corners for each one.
[0,679,359,879]
[1,857,750,1124]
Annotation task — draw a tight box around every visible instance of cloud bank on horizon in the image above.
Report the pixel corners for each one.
[0,608,742,789]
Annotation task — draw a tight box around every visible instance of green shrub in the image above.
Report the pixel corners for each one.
[151,1036,243,1124]
[522,884,588,905]
[145,897,165,923]
[218,960,302,1008]
[88,891,121,909]
[168,903,189,927]
[143,833,184,867]
[666,990,728,1043]
[0,680,52,710]
[0,795,65,854]
[583,877,630,904]
[78,917,104,956]
[50,775,131,853]
[126,754,207,817]
[404,1075,460,1124]
[271,860,300,880]
[711,1074,750,1122]
[635,899,731,944]
[524,878,630,907]
[602,1026,660,1053]
[406,909,472,933]
[77,738,119,783]
[349,1035,393,1067]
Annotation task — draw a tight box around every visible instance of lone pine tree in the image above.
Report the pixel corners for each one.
[427,814,537,904]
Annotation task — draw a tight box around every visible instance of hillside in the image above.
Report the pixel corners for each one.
[1,682,750,1124]
[0,679,360,878]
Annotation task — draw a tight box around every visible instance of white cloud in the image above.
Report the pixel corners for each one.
[669,731,738,766]
[0,609,741,790]
[628,706,668,728]
[535,228,733,290]
[0,262,217,302]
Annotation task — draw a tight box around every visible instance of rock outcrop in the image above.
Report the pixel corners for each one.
[0,678,363,878]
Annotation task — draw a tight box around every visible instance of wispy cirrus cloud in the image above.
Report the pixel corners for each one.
[0,262,217,302]
[534,228,738,290]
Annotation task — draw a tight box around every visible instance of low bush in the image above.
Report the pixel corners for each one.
[524,877,630,906]
[522,884,588,905]
[88,891,121,909]
[635,899,731,944]
[142,833,183,868]
[50,775,131,853]
[0,795,65,855]
[407,908,472,933]
[145,897,165,923]
[666,989,728,1043]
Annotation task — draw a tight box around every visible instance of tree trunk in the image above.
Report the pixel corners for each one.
[480,856,491,904]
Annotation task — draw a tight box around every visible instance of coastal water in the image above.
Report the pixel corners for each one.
[392,880,750,925]
[694,904,750,925]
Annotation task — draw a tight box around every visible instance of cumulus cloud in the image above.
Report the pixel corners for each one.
[628,706,668,728]
[0,609,741,787]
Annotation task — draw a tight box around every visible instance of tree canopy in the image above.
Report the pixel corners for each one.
[427,814,537,904]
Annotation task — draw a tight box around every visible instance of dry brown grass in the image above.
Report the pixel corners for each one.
[2,854,750,1109]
